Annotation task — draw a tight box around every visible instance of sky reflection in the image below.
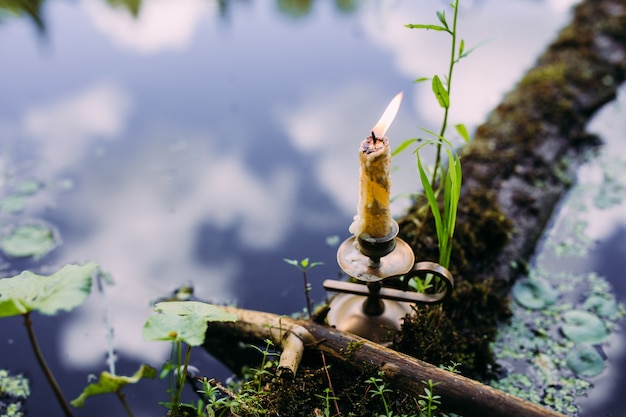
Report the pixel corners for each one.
[54,131,299,364]
[83,0,213,54]
[581,84,626,239]
[22,82,132,172]
[363,0,581,129]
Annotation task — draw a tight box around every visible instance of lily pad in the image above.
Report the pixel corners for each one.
[566,345,605,377]
[154,301,238,322]
[15,179,42,196]
[512,278,558,309]
[143,313,209,346]
[561,310,608,344]
[583,294,618,318]
[0,223,59,258]
[71,364,156,408]
[0,196,26,214]
[0,263,98,317]
[143,301,237,346]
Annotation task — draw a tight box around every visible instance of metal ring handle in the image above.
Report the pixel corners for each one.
[323,261,454,305]
[399,261,454,304]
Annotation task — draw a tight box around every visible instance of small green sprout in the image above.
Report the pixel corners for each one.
[314,387,340,417]
[417,379,442,417]
[366,374,393,417]
[283,258,323,319]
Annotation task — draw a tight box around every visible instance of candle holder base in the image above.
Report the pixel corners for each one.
[325,293,413,344]
[324,220,454,343]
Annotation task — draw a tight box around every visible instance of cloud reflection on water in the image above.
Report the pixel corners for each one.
[577,84,626,240]
[275,81,424,219]
[361,0,579,131]
[12,73,301,365]
[277,82,373,216]
[83,0,213,54]
[53,129,298,365]
[21,82,132,171]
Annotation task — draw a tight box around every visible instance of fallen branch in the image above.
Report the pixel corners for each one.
[204,305,565,417]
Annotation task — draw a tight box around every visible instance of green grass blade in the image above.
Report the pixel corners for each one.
[392,138,418,157]
[417,154,443,244]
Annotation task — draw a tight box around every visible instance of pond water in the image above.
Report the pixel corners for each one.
[1,0,624,416]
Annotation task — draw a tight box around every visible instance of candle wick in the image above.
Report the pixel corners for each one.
[371,131,377,143]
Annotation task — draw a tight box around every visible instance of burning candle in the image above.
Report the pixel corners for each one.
[349,92,403,240]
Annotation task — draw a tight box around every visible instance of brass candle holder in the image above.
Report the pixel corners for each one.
[323,221,454,343]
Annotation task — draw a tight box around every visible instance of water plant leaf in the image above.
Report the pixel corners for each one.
[143,313,209,346]
[0,196,26,214]
[0,263,98,317]
[511,278,557,309]
[431,75,450,109]
[0,223,58,258]
[583,294,618,318]
[143,301,237,346]
[325,235,340,247]
[0,369,30,399]
[70,364,157,408]
[153,301,237,322]
[561,310,608,344]
[16,179,42,196]
[566,345,605,377]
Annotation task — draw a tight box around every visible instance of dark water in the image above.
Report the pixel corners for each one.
[3,1,624,416]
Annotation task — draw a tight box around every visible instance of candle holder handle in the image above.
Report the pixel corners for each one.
[323,261,454,305]
[399,261,454,303]
[324,226,455,343]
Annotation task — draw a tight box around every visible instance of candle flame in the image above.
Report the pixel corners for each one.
[371,92,403,139]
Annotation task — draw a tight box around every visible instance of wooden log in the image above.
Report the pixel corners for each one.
[205,306,566,417]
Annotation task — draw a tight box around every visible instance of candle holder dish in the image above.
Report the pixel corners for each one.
[323,220,454,343]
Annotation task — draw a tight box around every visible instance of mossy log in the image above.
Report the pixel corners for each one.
[202,0,626,415]
[204,306,566,417]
